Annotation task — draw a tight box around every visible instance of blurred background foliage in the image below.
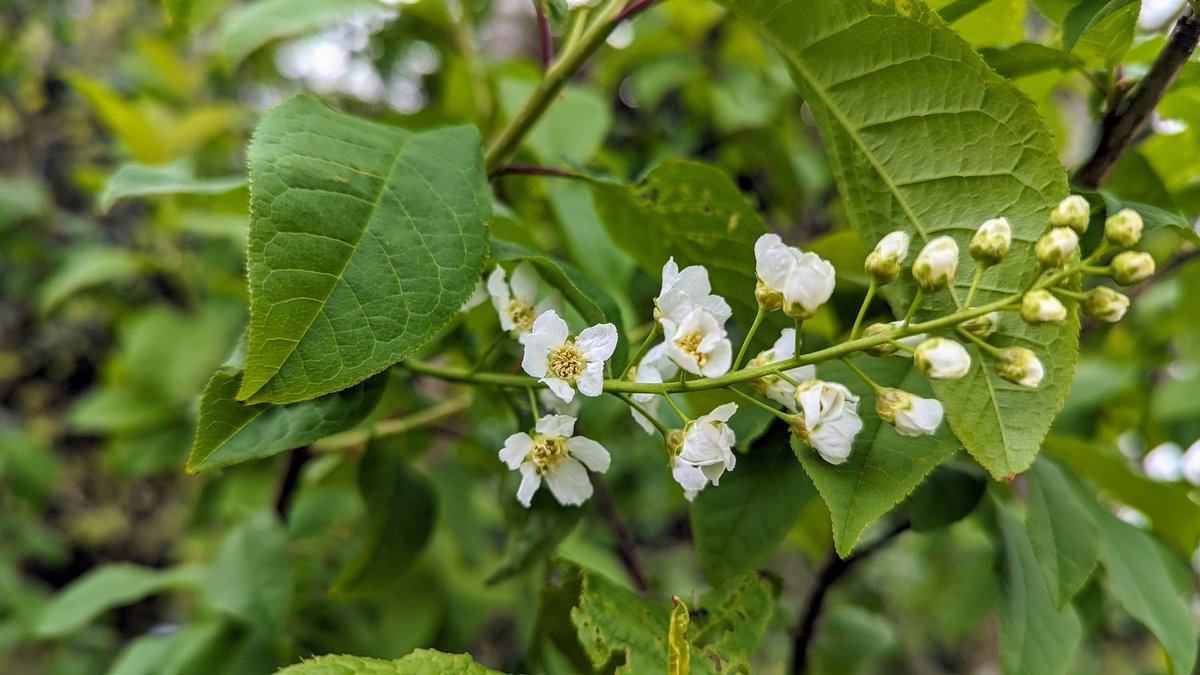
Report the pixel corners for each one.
[2,0,1200,673]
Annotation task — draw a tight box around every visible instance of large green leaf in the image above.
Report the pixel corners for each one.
[239,95,490,404]
[795,359,961,556]
[994,498,1082,675]
[1025,459,1098,608]
[691,429,815,583]
[188,348,385,473]
[274,650,506,674]
[721,0,1075,479]
[589,160,769,325]
[97,160,245,213]
[35,564,202,638]
[332,444,437,597]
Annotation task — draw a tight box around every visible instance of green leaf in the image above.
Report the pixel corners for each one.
[794,359,961,556]
[38,246,150,314]
[994,497,1082,675]
[691,572,777,672]
[188,347,386,473]
[239,95,491,404]
[332,444,436,597]
[490,238,627,368]
[35,564,202,638]
[97,160,245,213]
[218,0,391,66]
[906,462,986,532]
[690,430,815,583]
[667,598,691,675]
[274,650,506,674]
[487,490,582,584]
[1061,0,1138,52]
[980,43,1080,80]
[720,0,1075,479]
[203,513,293,633]
[1025,459,1099,608]
[589,159,769,325]
[496,79,612,164]
[1099,193,1200,246]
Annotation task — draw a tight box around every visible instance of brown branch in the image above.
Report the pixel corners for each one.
[1075,9,1200,189]
[273,446,311,520]
[534,0,553,72]
[790,520,911,674]
[497,163,582,179]
[616,0,658,22]
[590,475,650,593]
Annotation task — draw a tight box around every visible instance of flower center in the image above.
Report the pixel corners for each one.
[675,332,708,366]
[530,436,567,475]
[506,299,533,332]
[666,429,686,458]
[548,344,585,380]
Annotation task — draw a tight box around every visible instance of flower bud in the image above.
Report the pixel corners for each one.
[1082,286,1129,323]
[961,312,998,338]
[864,231,910,284]
[1020,289,1068,324]
[914,337,971,380]
[969,218,1011,266]
[755,281,783,311]
[863,323,897,356]
[875,388,944,437]
[1104,208,1144,247]
[996,347,1043,388]
[1110,250,1155,285]
[913,236,959,292]
[1050,195,1090,233]
[1035,227,1079,269]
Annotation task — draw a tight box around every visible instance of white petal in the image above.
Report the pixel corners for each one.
[679,425,729,464]
[542,377,576,403]
[487,266,510,304]
[700,402,739,425]
[576,361,605,397]
[672,459,710,492]
[535,414,576,438]
[672,265,713,299]
[699,337,733,378]
[546,458,593,506]
[896,397,943,437]
[567,436,611,473]
[531,310,569,346]
[577,323,618,362]
[630,404,658,434]
[695,295,732,325]
[521,338,551,378]
[510,261,541,304]
[500,432,534,469]
[660,257,680,293]
[701,461,728,486]
[516,463,541,507]
[772,328,797,360]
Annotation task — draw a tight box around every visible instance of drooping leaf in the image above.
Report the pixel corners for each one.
[218,0,392,66]
[994,497,1082,675]
[35,564,202,638]
[906,462,986,532]
[188,346,386,473]
[720,0,1076,479]
[691,430,815,583]
[1025,458,1099,608]
[795,359,961,556]
[273,650,506,675]
[589,160,770,325]
[203,513,293,633]
[239,95,490,404]
[332,444,437,597]
[98,160,245,213]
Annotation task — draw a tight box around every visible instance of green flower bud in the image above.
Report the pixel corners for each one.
[864,231,910,284]
[913,236,959,292]
[961,311,999,338]
[1020,289,1068,324]
[1110,250,1155,286]
[1082,286,1130,323]
[1050,195,1090,233]
[1035,227,1079,269]
[1104,208,1144,247]
[969,218,1011,266]
[996,347,1043,388]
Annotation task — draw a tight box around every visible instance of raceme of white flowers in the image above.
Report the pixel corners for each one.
[479,200,1149,507]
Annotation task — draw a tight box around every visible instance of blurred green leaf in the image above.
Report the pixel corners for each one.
[809,606,895,675]
[497,79,611,165]
[239,95,490,404]
[980,43,1080,79]
[1062,0,1138,52]
[203,513,293,633]
[218,0,391,66]
[37,246,150,314]
[274,650,506,674]
[487,491,582,585]
[36,564,202,638]
[907,463,986,532]
[98,160,245,213]
[1025,459,1099,608]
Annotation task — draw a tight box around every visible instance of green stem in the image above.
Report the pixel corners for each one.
[850,280,877,340]
[955,326,1004,357]
[733,305,769,371]
[794,318,804,356]
[902,289,924,326]
[841,358,884,394]
[527,387,540,417]
[662,393,690,424]
[470,333,506,373]
[964,265,986,307]
[890,340,916,354]
[484,0,626,174]
[729,388,794,424]
[1084,241,1112,266]
[313,394,474,452]
[620,322,661,380]
[613,392,671,437]
[1051,288,1088,302]
[1082,265,1112,276]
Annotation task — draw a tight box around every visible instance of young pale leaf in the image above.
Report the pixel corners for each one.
[1025,459,1099,609]
[720,0,1076,479]
[97,160,245,213]
[35,564,202,638]
[795,359,961,557]
[202,513,293,633]
[994,498,1082,675]
[332,444,436,598]
[274,650,506,674]
[667,598,691,675]
[589,160,769,325]
[239,95,490,404]
[690,431,815,584]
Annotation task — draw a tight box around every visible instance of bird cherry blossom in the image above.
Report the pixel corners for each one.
[792,380,863,465]
[522,310,617,403]
[754,233,836,318]
[745,328,815,409]
[500,414,610,507]
[668,402,738,500]
[488,262,562,337]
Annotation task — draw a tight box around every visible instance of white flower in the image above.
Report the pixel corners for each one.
[628,342,677,434]
[864,231,910,283]
[1111,251,1155,285]
[913,236,959,292]
[996,347,1043,388]
[1082,287,1129,323]
[500,415,611,507]
[1035,227,1079,269]
[1181,440,1200,486]
[969,218,1011,266]
[1020,289,1068,324]
[488,263,562,337]
[1105,208,1144,247]
[661,307,733,378]
[875,388,943,437]
[914,338,971,380]
[669,403,738,500]
[522,310,618,403]
[1142,442,1183,483]
[1051,195,1090,233]
[746,328,816,409]
[754,234,837,319]
[792,380,863,464]
[460,279,488,312]
[655,257,731,326]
